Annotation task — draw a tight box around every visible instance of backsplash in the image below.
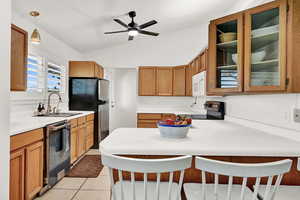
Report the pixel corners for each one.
[224,94,300,131]
[10,95,69,117]
[137,96,194,110]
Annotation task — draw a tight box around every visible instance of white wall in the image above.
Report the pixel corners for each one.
[109,69,137,131]
[0,0,11,198]
[88,25,209,68]
[11,12,85,115]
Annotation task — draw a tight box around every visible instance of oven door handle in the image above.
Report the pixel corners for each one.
[48,124,68,131]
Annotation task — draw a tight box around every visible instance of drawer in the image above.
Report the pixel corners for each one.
[86,114,95,122]
[162,114,176,121]
[77,116,86,125]
[137,122,158,128]
[11,128,44,152]
[137,119,159,128]
[137,113,162,120]
[70,119,78,128]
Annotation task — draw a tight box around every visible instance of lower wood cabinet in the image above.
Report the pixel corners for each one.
[10,149,25,200]
[25,141,43,200]
[86,121,94,150]
[77,124,87,158]
[70,126,78,163]
[70,114,95,164]
[137,113,176,128]
[10,128,44,200]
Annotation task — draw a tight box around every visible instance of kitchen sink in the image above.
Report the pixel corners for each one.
[35,112,82,117]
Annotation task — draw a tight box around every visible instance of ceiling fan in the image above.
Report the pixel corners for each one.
[104,11,159,41]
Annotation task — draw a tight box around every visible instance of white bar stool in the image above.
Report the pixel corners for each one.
[101,153,192,200]
[184,157,292,200]
[256,158,300,200]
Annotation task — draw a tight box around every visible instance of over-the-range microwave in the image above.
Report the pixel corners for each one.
[192,71,206,97]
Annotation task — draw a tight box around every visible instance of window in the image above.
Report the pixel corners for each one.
[47,62,65,93]
[27,55,44,92]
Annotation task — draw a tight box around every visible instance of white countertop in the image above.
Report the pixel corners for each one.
[10,111,95,136]
[100,120,300,157]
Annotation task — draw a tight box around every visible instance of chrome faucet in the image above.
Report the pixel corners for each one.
[47,91,62,114]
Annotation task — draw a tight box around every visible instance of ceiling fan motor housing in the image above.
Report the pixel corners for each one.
[129,11,136,18]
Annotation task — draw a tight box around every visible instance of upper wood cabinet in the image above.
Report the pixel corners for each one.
[156,67,173,96]
[11,24,28,91]
[173,66,186,96]
[244,0,287,92]
[207,12,244,95]
[207,0,300,96]
[138,67,156,96]
[69,61,104,79]
[185,65,193,96]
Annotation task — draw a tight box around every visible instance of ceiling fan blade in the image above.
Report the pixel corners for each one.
[138,30,159,36]
[139,20,157,29]
[114,19,128,28]
[104,30,129,34]
[128,35,134,41]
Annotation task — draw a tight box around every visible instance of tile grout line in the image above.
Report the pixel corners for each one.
[70,178,88,200]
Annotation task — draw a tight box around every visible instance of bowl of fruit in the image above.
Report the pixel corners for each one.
[157,117,192,139]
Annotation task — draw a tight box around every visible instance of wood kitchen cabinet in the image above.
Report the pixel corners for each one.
[70,126,78,163]
[156,67,173,96]
[11,24,28,91]
[138,67,157,96]
[137,113,176,128]
[207,12,244,95]
[86,116,94,150]
[185,65,193,96]
[77,124,86,158]
[69,61,104,79]
[173,66,186,96]
[244,0,287,92]
[70,114,95,164]
[25,141,43,200]
[10,149,25,200]
[207,0,300,96]
[137,113,162,128]
[10,128,44,200]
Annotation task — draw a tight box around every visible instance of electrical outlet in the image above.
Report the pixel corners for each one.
[294,109,300,123]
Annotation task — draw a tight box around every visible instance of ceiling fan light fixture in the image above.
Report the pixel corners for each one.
[128,29,139,37]
[31,28,41,45]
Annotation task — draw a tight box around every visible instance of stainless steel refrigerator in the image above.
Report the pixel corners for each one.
[69,78,109,147]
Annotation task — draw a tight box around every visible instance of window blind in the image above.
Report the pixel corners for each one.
[47,62,65,93]
[27,55,44,92]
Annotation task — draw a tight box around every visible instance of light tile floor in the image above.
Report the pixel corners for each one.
[36,149,111,200]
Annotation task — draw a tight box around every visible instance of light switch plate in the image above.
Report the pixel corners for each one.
[294,109,300,123]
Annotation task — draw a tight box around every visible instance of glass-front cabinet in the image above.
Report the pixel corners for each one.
[207,0,288,95]
[207,13,244,94]
[244,0,287,92]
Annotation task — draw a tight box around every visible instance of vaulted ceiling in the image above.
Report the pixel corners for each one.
[13,0,245,53]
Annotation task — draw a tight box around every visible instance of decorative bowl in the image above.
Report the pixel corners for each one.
[157,123,191,139]
[252,50,266,63]
[219,32,237,43]
[232,50,266,64]
[232,54,238,64]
